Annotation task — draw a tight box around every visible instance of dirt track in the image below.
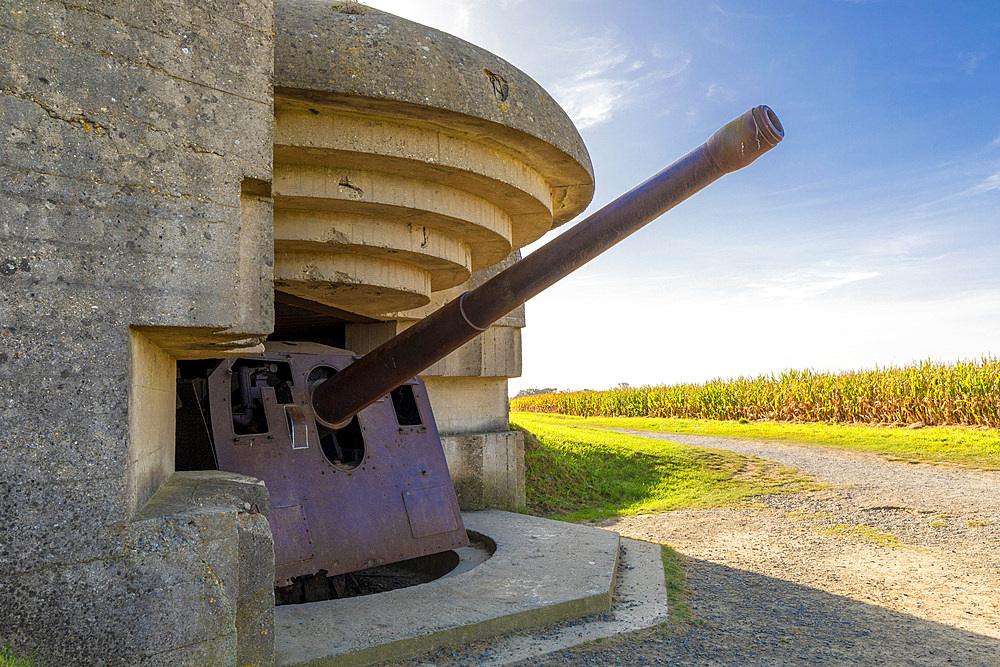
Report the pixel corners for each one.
[534,432,1000,665]
[383,433,1000,665]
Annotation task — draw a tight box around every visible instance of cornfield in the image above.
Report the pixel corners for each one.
[510,358,1000,428]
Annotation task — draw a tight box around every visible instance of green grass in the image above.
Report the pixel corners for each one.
[821,524,900,547]
[660,544,692,623]
[0,640,38,667]
[514,412,824,522]
[515,413,1000,470]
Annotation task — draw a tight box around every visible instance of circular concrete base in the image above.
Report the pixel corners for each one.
[274,510,620,666]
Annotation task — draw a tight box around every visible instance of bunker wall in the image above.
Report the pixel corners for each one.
[0,1,276,661]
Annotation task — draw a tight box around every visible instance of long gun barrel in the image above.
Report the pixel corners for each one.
[311,105,784,427]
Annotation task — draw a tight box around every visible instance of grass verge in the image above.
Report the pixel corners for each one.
[660,544,692,623]
[515,413,1000,470]
[514,412,824,523]
[0,641,37,667]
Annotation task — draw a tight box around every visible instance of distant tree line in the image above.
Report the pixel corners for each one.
[512,387,558,399]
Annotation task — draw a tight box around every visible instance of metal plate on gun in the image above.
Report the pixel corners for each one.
[206,342,470,585]
[403,485,460,538]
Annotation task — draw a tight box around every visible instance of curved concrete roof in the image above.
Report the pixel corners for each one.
[274,0,595,227]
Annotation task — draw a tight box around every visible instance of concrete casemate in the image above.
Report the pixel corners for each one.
[0,0,595,663]
[273,0,594,511]
[273,0,593,315]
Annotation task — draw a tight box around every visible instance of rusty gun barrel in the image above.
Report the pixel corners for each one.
[312,105,784,427]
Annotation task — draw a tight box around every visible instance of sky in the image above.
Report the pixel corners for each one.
[369,0,1000,395]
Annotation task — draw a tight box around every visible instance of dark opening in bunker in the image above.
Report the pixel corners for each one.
[275,550,459,605]
[274,531,495,606]
[175,361,218,471]
[310,365,366,469]
[390,384,422,425]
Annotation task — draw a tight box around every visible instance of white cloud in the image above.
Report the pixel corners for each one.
[368,1,691,130]
[552,42,638,129]
[706,82,736,101]
[549,37,691,129]
[744,268,879,299]
[959,51,988,76]
[367,0,481,44]
[968,171,1000,195]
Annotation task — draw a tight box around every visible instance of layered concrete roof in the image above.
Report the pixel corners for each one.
[271,0,596,316]
[275,0,594,227]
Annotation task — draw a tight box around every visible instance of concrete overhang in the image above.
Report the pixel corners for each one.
[272,0,595,316]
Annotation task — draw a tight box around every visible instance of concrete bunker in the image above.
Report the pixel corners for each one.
[0,0,781,662]
[165,0,596,613]
[0,0,594,658]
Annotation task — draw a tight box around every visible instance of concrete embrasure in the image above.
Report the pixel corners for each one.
[273,510,621,666]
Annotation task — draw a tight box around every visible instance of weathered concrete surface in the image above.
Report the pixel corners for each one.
[273,510,620,666]
[382,537,670,666]
[274,0,593,227]
[442,431,526,511]
[135,472,276,667]
[272,0,594,315]
[270,2,594,512]
[0,0,274,662]
[1,471,275,665]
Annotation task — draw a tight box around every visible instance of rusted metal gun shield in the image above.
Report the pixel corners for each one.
[207,343,469,585]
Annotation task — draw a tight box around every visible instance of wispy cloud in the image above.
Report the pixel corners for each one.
[550,40,633,129]
[959,51,989,75]
[369,1,691,130]
[745,268,879,299]
[706,82,736,101]
[550,36,691,129]
[709,4,764,19]
[969,171,1000,195]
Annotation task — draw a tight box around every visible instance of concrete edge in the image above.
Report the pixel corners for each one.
[297,591,616,667]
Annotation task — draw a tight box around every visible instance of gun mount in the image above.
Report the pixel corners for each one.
[176,106,783,594]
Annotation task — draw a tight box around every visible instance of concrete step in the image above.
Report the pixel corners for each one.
[457,537,671,665]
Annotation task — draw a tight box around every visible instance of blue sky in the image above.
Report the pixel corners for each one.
[371,1,1000,394]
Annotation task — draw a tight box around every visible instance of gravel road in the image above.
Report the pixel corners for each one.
[386,432,1000,665]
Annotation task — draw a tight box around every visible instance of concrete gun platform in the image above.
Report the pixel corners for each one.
[274,510,623,666]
